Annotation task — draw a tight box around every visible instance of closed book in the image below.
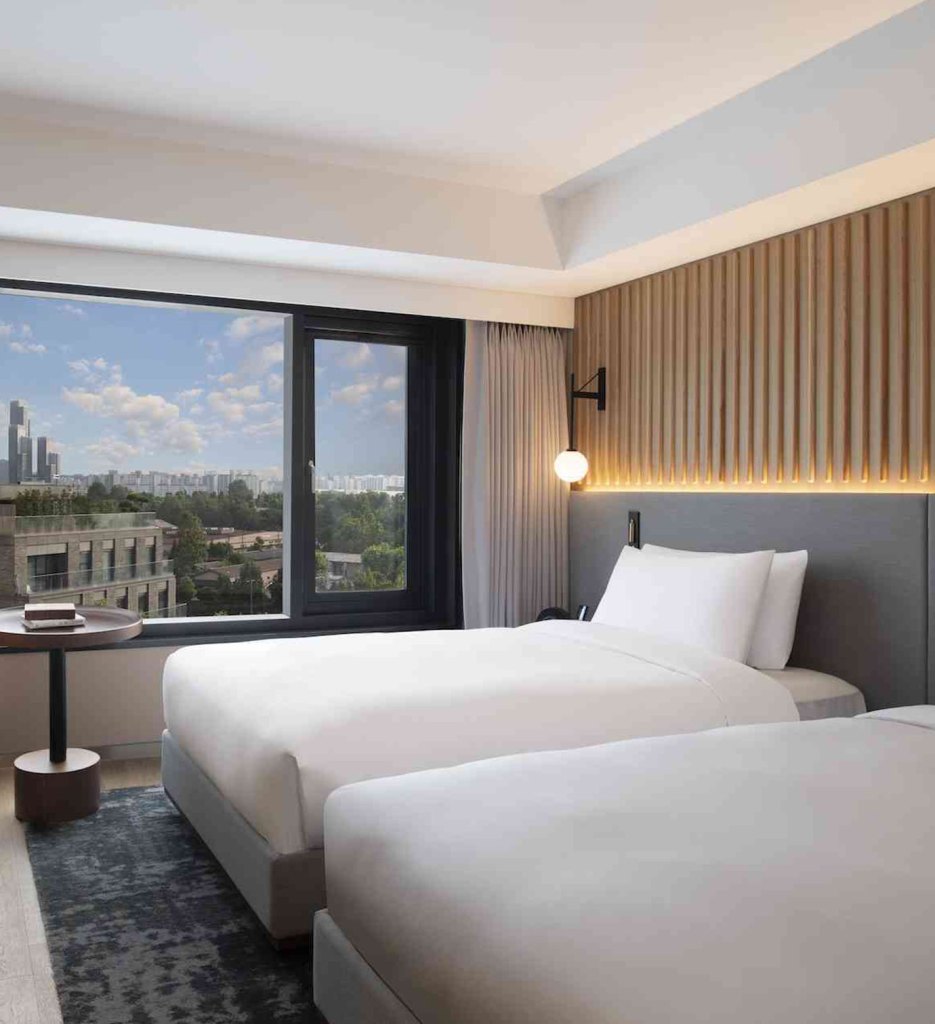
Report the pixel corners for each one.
[24,603,77,621]
[21,614,87,631]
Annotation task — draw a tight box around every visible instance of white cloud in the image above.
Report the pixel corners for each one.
[18,323,33,339]
[177,387,204,402]
[216,372,238,386]
[63,383,179,424]
[225,314,284,341]
[59,303,87,317]
[382,375,403,391]
[63,379,206,456]
[0,323,12,338]
[241,341,284,379]
[267,372,283,394]
[68,357,121,385]
[161,419,206,454]
[84,437,142,463]
[242,416,284,438]
[340,343,373,369]
[383,399,404,417]
[8,340,47,355]
[206,383,264,424]
[201,338,222,364]
[332,380,377,406]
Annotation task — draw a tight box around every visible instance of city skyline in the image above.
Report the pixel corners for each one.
[0,291,408,478]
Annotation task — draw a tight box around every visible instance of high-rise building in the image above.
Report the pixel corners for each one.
[6,401,63,486]
[8,399,34,484]
[37,437,61,483]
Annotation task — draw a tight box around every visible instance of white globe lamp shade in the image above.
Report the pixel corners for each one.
[554,449,589,483]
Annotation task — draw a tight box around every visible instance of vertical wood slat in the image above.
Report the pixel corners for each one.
[573,186,935,491]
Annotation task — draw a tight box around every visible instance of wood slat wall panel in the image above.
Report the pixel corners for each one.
[573,187,935,490]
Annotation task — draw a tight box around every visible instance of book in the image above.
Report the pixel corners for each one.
[21,614,87,631]
[24,603,77,621]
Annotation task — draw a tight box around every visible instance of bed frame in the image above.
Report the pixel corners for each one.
[163,493,934,946]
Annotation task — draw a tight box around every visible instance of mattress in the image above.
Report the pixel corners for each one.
[764,667,866,719]
[163,620,796,854]
[323,709,935,1024]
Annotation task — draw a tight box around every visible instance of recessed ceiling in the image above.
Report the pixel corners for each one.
[0,0,919,192]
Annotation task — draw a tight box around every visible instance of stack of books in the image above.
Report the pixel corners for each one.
[22,603,87,631]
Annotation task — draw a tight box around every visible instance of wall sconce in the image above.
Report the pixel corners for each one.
[554,367,606,483]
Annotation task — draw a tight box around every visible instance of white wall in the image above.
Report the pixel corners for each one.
[0,116,560,270]
[0,237,574,327]
[0,646,174,759]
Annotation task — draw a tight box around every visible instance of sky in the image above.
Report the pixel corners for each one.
[0,290,406,478]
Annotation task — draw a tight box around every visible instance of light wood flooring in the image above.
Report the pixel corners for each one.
[0,758,161,1023]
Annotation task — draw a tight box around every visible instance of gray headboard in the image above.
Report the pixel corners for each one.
[570,492,931,711]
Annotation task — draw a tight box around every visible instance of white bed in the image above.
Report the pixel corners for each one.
[163,620,797,855]
[316,707,935,1024]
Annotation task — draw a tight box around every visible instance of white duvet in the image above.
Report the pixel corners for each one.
[324,710,935,1024]
[162,620,796,854]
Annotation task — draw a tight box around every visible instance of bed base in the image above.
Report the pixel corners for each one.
[161,730,325,945]
[313,910,421,1024]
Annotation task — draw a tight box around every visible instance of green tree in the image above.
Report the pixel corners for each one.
[173,512,207,578]
[358,543,405,590]
[177,575,196,606]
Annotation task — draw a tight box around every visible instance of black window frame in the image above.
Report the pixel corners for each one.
[0,278,464,646]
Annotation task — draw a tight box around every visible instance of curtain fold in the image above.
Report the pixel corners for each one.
[462,321,570,627]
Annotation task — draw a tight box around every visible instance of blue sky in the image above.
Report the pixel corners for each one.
[0,291,406,477]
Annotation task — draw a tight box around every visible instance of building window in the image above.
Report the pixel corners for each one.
[115,590,129,610]
[138,590,149,616]
[103,542,116,583]
[27,550,67,593]
[1,283,460,637]
[78,543,92,586]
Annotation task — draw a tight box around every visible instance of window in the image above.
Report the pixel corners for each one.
[103,542,116,582]
[138,590,150,615]
[1,281,461,638]
[78,543,92,586]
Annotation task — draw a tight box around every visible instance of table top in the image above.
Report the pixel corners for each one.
[0,606,143,650]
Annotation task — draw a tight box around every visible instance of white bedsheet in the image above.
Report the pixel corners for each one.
[162,620,796,853]
[324,710,935,1024]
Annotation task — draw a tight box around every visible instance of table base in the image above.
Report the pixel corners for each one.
[14,748,101,825]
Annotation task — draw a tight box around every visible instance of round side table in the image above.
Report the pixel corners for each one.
[0,607,142,825]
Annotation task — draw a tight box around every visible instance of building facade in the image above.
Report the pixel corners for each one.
[0,505,179,616]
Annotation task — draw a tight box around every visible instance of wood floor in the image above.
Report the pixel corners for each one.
[0,758,161,1023]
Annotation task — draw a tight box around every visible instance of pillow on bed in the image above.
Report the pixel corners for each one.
[642,545,808,671]
[592,546,774,663]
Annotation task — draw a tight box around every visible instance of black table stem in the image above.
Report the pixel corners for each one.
[49,648,67,764]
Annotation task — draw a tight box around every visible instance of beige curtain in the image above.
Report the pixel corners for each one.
[462,321,570,627]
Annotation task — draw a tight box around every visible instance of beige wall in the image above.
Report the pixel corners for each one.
[0,646,177,759]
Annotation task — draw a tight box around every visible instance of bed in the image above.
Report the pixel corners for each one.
[314,706,935,1024]
[162,619,797,941]
[162,493,916,943]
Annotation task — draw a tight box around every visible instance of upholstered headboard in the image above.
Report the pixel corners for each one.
[570,492,930,711]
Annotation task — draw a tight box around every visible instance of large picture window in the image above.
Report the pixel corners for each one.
[0,281,462,639]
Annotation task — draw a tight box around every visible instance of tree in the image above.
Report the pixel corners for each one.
[87,481,108,502]
[358,543,405,590]
[176,575,196,606]
[228,479,253,502]
[173,511,207,578]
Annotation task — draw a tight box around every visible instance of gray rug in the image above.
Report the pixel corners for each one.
[26,786,324,1024]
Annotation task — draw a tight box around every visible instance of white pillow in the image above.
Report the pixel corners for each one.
[642,544,808,670]
[592,546,774,663]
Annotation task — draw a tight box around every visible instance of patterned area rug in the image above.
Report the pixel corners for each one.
[26,786,323,1024]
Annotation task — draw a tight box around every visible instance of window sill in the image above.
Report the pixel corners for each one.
[0,614,459,654]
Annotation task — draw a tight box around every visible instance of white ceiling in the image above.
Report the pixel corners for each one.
[0,0,920,193]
